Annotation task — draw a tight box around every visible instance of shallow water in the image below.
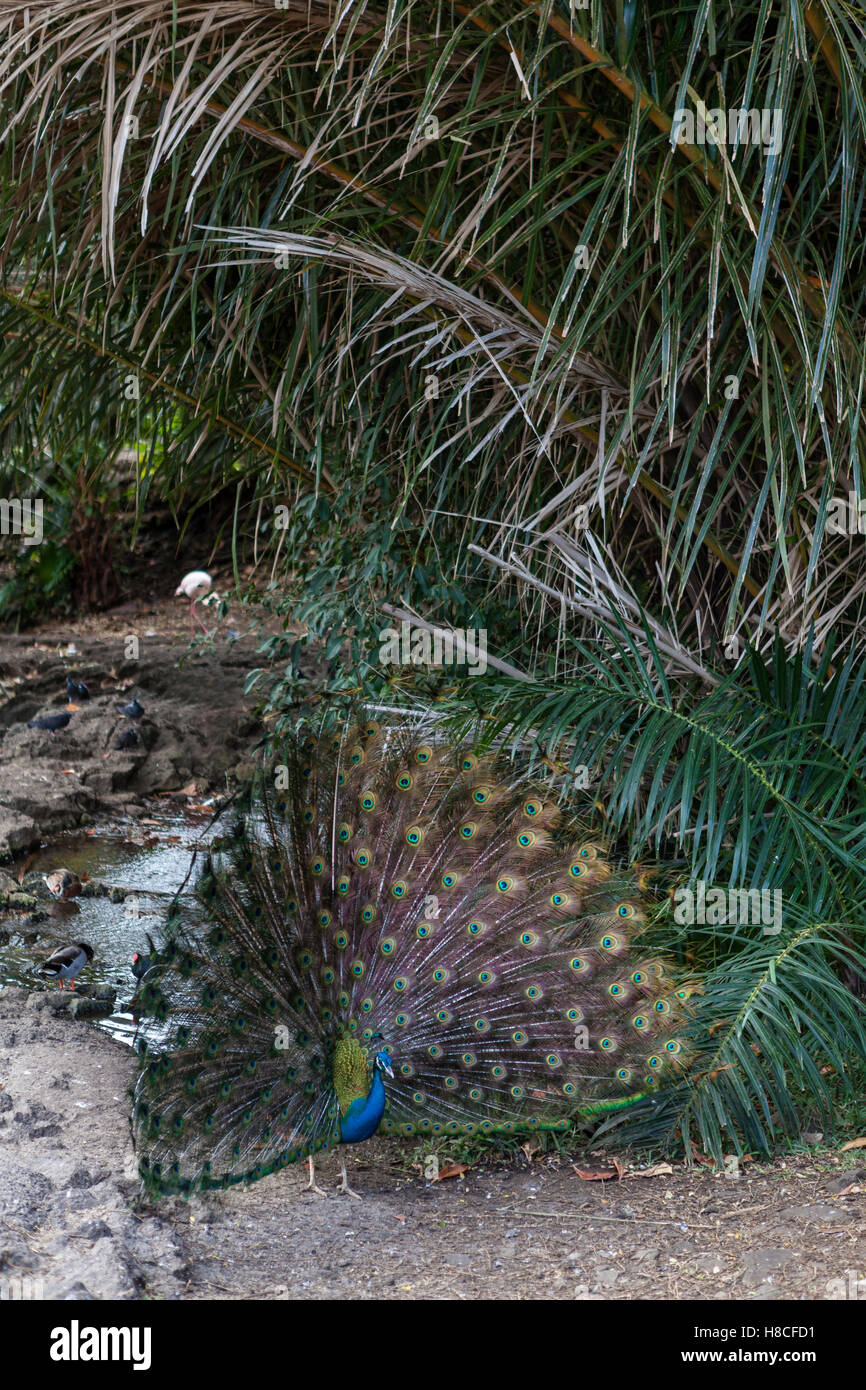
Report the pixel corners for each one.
[0,804,226,1045]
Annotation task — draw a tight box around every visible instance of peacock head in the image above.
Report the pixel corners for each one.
[374,1050,394,1079]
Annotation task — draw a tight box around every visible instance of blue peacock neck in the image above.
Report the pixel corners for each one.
[334,1038,389,1145]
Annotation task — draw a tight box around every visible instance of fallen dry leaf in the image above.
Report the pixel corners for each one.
[835,1182,863,1196]
[839,1137,866,1152]
[432,1162,469,1182]
[140,818,161,826]
[520,1140,540,1163]
[690,1141,715,1167]
[632,1163,674,1178]
[573,1156,625,1182]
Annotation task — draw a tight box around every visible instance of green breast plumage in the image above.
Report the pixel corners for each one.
[332,1037,370,1115]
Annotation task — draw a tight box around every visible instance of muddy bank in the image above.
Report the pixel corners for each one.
[0,594,268,857]
[0,987,862,1301]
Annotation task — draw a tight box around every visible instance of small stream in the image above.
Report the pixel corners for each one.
[0,804,227,1046]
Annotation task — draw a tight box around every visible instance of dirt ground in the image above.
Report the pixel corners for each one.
[0,571,278,858]
[0,988,863,1301]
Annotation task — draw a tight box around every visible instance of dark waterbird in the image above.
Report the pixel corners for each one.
[28,711,71,735]
[65,676,90,704]
[132,933,158,982]
[116,697,144,720]
[113,727,140,751]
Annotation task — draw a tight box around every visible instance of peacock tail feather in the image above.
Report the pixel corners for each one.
[133,723,696,1195]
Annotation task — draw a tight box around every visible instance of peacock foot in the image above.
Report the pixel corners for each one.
[304,1157,327,1198]
[338,1155,362,1200]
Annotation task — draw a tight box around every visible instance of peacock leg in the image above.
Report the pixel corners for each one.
[304,1155,327,1197]
[337,1151,362,1200]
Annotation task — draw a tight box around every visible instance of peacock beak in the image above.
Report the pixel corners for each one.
[382,1061,394,1078]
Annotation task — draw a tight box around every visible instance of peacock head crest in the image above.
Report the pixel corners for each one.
[374,1050,394,1078]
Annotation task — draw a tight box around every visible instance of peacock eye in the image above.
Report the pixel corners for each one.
[396,773,413,791]
[459,822,477,839]
[414,745,433,764]
[523,799,541,817]
[406,826,423,845]
[361,792,377,811]
[337,823,353,841]
[569,863,584,877]
[461,755,478,772]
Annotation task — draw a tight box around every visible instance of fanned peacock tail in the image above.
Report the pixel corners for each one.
[133,723,696,1195]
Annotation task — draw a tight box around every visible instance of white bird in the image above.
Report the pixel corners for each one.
[174,570,213,634]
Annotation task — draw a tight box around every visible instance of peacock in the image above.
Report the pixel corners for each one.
[133,722,696,1199]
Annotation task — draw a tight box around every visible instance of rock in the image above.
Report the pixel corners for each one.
[826,1172,866,1193]
[0,1160,53,1229]
[775,1203,851,1224]
[69,992,116,1020]
[0,806,39,857]
[739,1248,795,1289]
[76,1220,113,1242]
